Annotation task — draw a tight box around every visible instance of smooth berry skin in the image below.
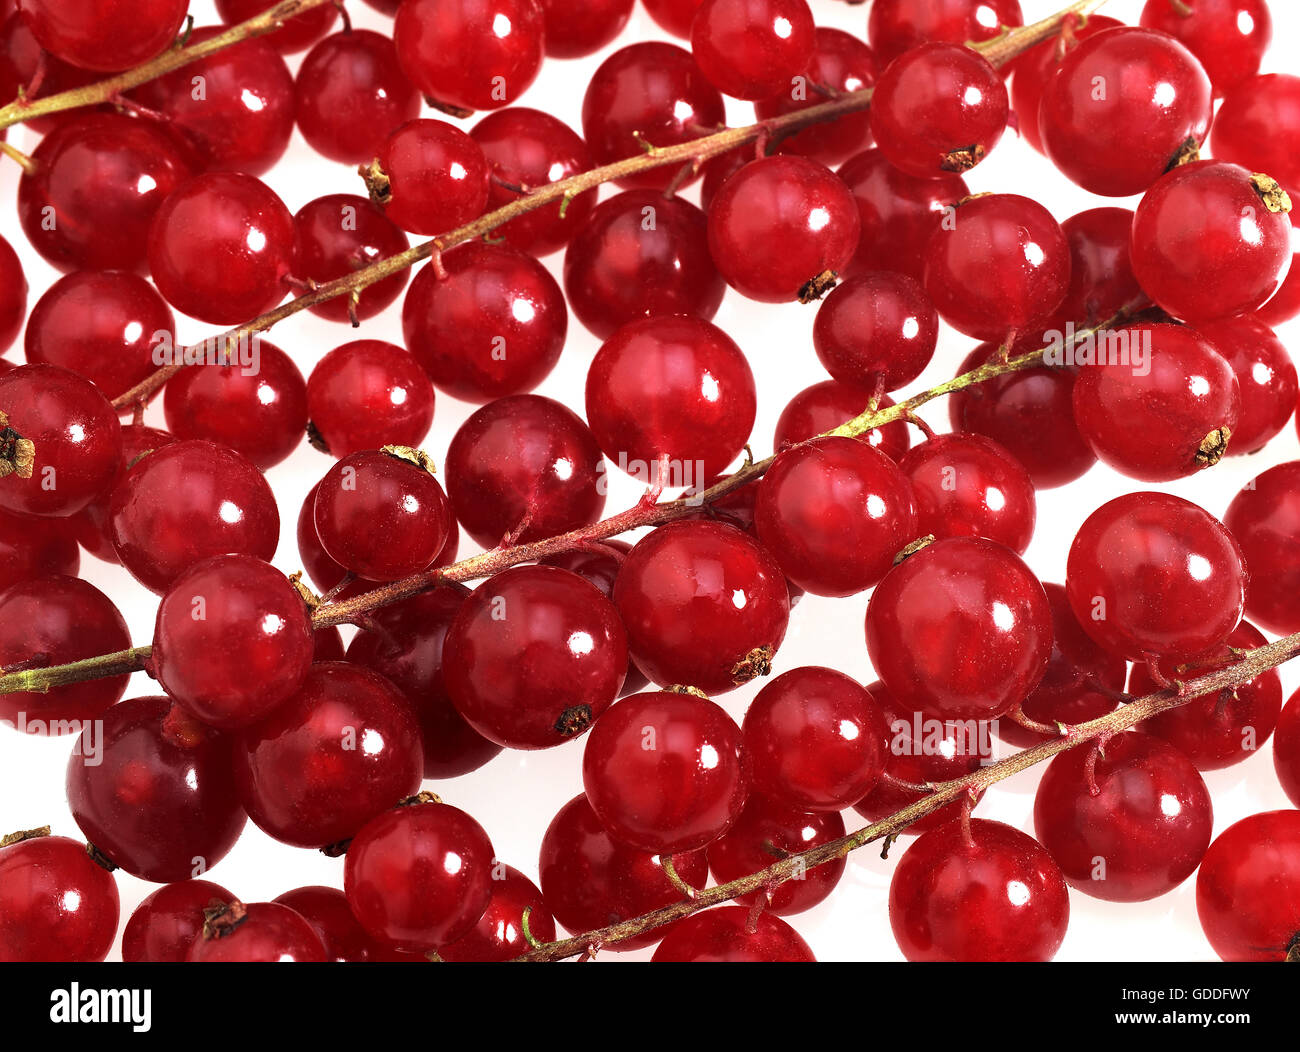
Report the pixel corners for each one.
[109,440,279,595]
[345,802,496,952]
[437,866,556,962]
[1067,492,1245,662]
[130,28,294,176]
[837,148,968,282]
[403,243,567,403]
[1140,0,1271,96]
[586,316,756,484]
[1213,74,1300,194]
[0,364,121,518]
[923,193,1070,341]
[708,155,860,303]
[1131,161,1293,323]
[641,0,703,37]
[1072,325,1239,483]
[216,0,339,53]
[0,508,78,590]
[1132,621,1281,771]
[1039,26,1212,197]
[1194,316,1297,457]
[291,194,411,324]
[444,565,628,749]
[471,108,598,255]
[866,537,1052,722]
[999,584,1125,749]
[0,234,24,353]
[123,880,235,963]
[375,119,491,237]
[867,0,1024,68]
[853,680,987,835]
[1053,207,1142,328]
[582,42,725,192]
[314,450,451,582]
[67,697,247,882]
[1260,199,1300,327]
[445,395,606,549]
[890,819,1068,963]
[273,887,423,963]
[152,555,314,731]
[1034,731,1213,903]
[162,340,307,471]
[1197,810,1300,961]
[775,381,911,463]
[743,666,884,813]
[347,584,504,780]
[1274,693,1300,808]
[234,662,424,849]
[19,0,187,71]
[563,190,724,340]
[148,172,294,325]
[1225,463,1300,635]
[900,434,1036,555]
[0,576,130,731]
[69,423,175,565]
[24,270,173,404]
[307,340,435,459]
[813,272,938,393]
[295,30,419,167]
[949,337,1096,490]
[754,28,878,167]
[540,0,631,58]
[652,906,814,962]
[582,689,749,854]
[755,436,918,598]
[614,521,790,696]
[18,112,194,274]
[690,0,814,102]
[0,13,100,135]
[539,793,709,951]
[707,798,845,915]
[871,43,1008,178]
[394,0,544,113]
[187,901,329,963]
[0,836,119,962]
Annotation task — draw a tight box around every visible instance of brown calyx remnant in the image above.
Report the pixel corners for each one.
[359,158,391,206]
[0,825,50,848]
[1196,427,1232,468]
[382,444,437,475]
[425,96,473,119]
[554,704,593,737]
[941,144,986,173]
[1251,173,1293,214]
[1167,136,1201,170]
[730,645,775,685]
[202,899,249,940]
[893,535,937,566]
[798,270,839,304]
[398,790,443,808]
[0,411,34,480]
[306,419,330,454]
[666,685,709,699]
[85,842,118,872]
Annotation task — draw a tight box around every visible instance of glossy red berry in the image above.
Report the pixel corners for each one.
[123,879,235,962]
[1274,692,1300,808]
[393,0,545,113]
[216,0,339,53]
[652,906,815,962]
[1053,206,1143,327]
[923,192,1070,340]
[0,363,121,518]
[1067,491,1245,661]
[314,449,451,582]
[437,865,556,962]
[307,340,435,459]
[1140,0,1271,96]
[641,0,703,38]
[444,394,606,548]
[867,0,1024,68]
[0,834,119,962]
[867,536,1052,721]
[1225,463,1300,635]
[1212,74,1300,192]
[1197,810,1300,961]
[108,440,280,594]
[586,316,756,484]
[690,0,814,102]
[583,689,749,853]
[775,381,911,463]
[147,172,294,325]
[0,13,100,135]
[0,575,130,730]
[68,423,175,565]
[755,436,918,598]
[540,0,632,58]
[890,819,1069,962]
[344,801,496,952]
[272,886,423,963]
[67,697,247,882]
[372,119,491,237]
[186,900,328,962]
[1259,199,1300,326]
[0,507,78,590]
[403,242,567,403]
[813,271,938,392]
[614,520,790,695]
[20,0,187,71]
[1193,316,1296,456]
[0,234,25,353]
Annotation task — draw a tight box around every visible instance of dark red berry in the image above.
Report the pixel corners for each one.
[774,381,911,462]
[813,271,938,392]
[1224,463,1300,635]
[540,0,632,59]
[1197,810,1300,961]
[1140,0,1271,96]
[652,906,815,962]
[272,886,423,963]
[123,879,235,962]
[690,0,815,102]
[373,119,491,237]
[186,900,328,962]
[20,0,187,71]
[0,834,119,962]
[867,0,1024,68]
[437,865,556,962]
[307,340,435,458]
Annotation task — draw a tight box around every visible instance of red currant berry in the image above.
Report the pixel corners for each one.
[314,448,451,582]
[437,865,556,961]
[109,440,280,594]
[186,900,328,962]
[1197,810,1300,961]
[641,0,703,38]
[1140,0,1271,97]
[690,0,814,102]
[69,423,175,565]
[1194,315,1297,456]
[867,0,1024,68]
[444,394,606,548]
[1067,491,1245,661]
[372,119,491,237]
[1052,206,1143,328]
[1224,462,1300,635]
[614,520,790,695]
[775,381,911,462]
[1212,74,1300,193]
[1273,692,1300,808]
[394,0,544,113]
[20,0,187,71]
[540,0,632,58]
[0,234,25,353]
[216,0,339,54]
[890,819,1069,962]
[344,800,496,952]
[583,689,749,853]
[0,507,78,590]
[0,833,119,962]
[67,697,247,882]
[272,886,423,962]
[402,242,567,402]
[123,879,234,963]
[652,906,815,962]
[813,271,938,392]
[307,340,435,459]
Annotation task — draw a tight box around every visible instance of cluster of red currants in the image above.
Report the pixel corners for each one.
[2,0,1300,966]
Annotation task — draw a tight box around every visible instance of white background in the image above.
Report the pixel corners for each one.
[1,0,1297,962]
